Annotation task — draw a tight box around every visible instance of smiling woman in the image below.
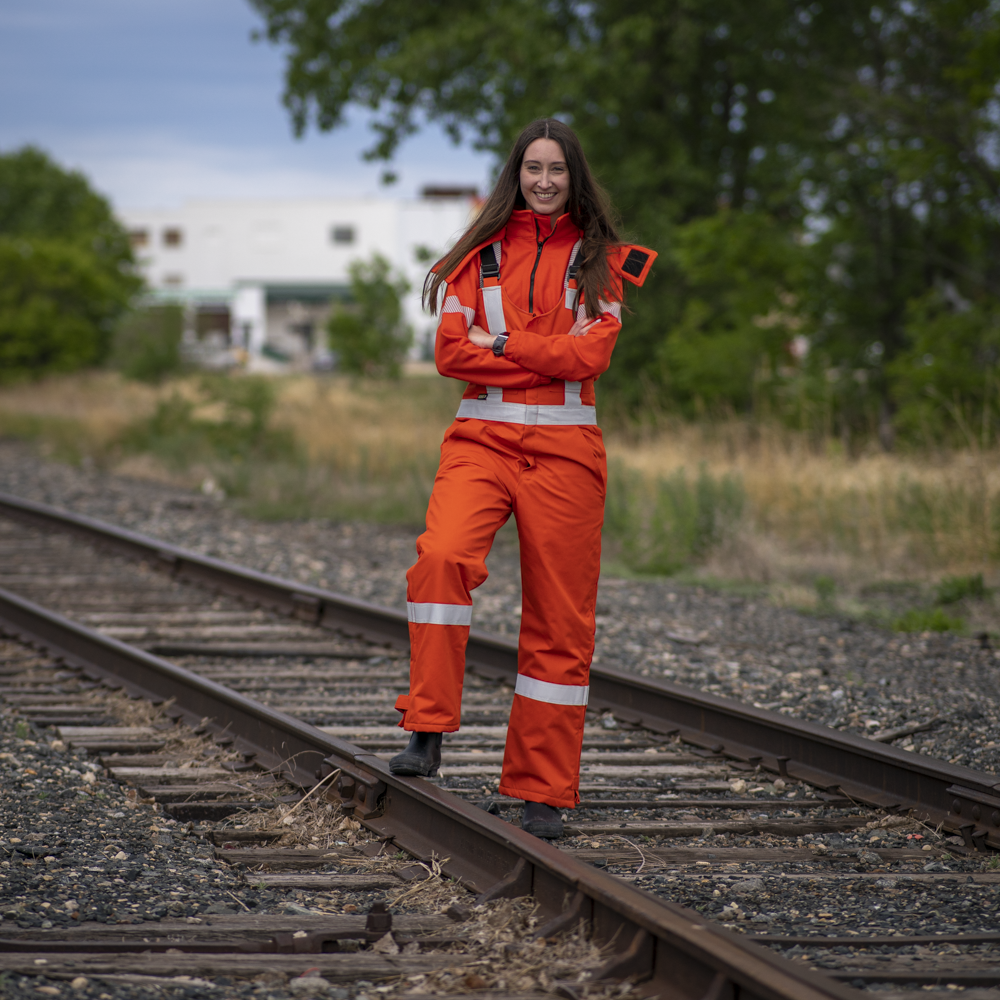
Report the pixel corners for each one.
[392,119,656,840]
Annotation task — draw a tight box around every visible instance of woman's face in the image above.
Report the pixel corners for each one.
[520,138,570,216]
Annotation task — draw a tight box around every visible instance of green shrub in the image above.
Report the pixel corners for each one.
[0,238,135,382]
[893,607,964,633]
[814,575,836,607]
[0,147,140,379]
[935,573,989,605]
[119,375,297,470]
[888,292,1000,446]
[605,462,745,574]
[327,254,411,377]
[109,304,184,382]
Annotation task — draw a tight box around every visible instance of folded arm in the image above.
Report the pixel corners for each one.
[503,301,622,382]
[435,288,552,388]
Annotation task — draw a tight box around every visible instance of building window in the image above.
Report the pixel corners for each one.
[129,228,149,248]
[163,227,183,248]
[331,225,355,245]
[162,273,184,287]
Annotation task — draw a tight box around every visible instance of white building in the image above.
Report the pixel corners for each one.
[118,190,477,369]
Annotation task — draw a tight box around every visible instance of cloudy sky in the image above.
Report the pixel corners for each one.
[0,0,493,210]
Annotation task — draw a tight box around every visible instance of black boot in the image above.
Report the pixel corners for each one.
[389,732,442,777]
[521,801,563,839]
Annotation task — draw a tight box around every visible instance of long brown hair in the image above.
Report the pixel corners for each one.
[423,119,624,319]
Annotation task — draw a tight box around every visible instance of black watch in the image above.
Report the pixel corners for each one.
[492,334,509,357]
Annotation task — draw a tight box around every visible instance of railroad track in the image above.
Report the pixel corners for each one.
[0,490,998,998]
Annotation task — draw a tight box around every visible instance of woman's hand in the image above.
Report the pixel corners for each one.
[568,317,600,337]
[468,324,495,349]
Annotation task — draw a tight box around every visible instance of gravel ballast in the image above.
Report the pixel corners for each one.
[1,441,995,776]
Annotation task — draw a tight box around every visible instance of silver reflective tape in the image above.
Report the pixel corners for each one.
[456,399,597,425]
[481,285,507,337]
[442,295,475,328]
[564,381,582,406]
[406,602,473,626]
[565,287,579,312]
[515,674,589,706]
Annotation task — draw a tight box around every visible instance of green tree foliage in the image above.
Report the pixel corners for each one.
[327,254,412,377]
[109,305,184,383]
[251,0,1000,442]
[0,147,140,381]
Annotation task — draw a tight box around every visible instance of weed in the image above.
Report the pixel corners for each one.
[14,721,29,739]
[814,575,836,606]
[986,855,1000,871]
[893,607,964,633]
[119,376,298,471]
[108,304,184,383]
[935,573,990,605]
[604,462,745,574]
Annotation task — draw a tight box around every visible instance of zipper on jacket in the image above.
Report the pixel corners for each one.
[528,217,555,314]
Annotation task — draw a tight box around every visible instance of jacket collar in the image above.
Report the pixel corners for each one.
[506,208,581,243]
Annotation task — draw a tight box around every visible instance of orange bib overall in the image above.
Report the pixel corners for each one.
[395,210,655,807]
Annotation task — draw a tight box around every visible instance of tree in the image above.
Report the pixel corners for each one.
[0,147,140,381]
[252,0,1000,438]
[327,254,412,377]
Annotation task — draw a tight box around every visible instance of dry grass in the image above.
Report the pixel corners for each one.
[1,371,997,612]
[607,417,1000,588]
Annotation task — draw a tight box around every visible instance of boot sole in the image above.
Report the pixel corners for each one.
[388,753,440,777]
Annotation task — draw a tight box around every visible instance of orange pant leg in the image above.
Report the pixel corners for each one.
[499,426,607,808]
[398,432,515,732]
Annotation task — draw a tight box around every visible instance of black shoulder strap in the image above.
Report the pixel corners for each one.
[567,254,581,283]
[480,244,500,280]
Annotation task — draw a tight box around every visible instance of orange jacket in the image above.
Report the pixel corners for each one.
[435,210,655,394]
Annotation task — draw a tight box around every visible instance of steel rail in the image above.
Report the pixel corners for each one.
[0,585,855,1000]
[1,489,997,854]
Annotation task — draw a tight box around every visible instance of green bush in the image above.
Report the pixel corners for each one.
[935,573,989,605]
[0,147,140,380]
[888,292,1000,446]
[120,376,297,471]
[0,238,134,381]
[605,462,745,574]
[327,254,411,377]
[655,210,805,414]
[109,304,184,383]
[893,607,964,633]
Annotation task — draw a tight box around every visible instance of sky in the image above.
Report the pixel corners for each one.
[0,0,494,211]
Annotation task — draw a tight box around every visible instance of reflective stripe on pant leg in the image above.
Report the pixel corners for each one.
[499,426,605,807]
[407,602,473,626]
[514,674,589,705]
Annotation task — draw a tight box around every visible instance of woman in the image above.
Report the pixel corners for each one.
[390,118,655,839]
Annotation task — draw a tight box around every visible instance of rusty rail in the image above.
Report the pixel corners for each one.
[0,490,996,852]
[0,584,855,1000]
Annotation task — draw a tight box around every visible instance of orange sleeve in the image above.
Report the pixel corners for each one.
[504,244,655,381]
[504,301,622,382]
[434,262,551,388]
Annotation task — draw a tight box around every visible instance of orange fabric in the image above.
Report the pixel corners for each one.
[398,210,655,807]
[436,210,632,391]
[402,420,606,806]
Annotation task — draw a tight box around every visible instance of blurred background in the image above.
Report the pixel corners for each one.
[1,0,998,634]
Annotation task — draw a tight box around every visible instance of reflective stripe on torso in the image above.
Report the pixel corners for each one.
[456,235,596,426]
[455,384,596,425]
